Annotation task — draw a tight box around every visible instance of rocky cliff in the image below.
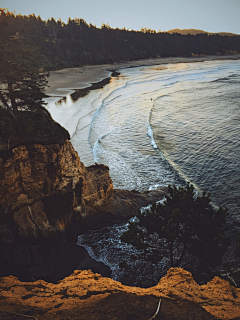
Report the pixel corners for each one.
[0,140,167,282]
[0,140,113,241]
[0,267,239,320]
[0,140,239,319]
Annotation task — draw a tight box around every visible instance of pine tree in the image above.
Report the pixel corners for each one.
[121,184,230,277]
[0,9,48,119]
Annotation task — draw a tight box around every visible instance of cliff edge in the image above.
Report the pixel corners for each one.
[0,139,167,282]
[0,133,239,319]
[0,267,240,320]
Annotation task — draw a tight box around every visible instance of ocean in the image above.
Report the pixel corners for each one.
[48,59,240,286]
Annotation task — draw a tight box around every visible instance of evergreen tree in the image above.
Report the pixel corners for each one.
[121,184,230,277]
[0,9,48,118]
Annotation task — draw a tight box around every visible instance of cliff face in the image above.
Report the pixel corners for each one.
[0,141,239,319]
[0,267,239,320]
[0,140,113,241]
[0,140,167,282]
[0,140,114,281]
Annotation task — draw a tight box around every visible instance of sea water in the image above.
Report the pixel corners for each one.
[78,59,240,286]
[48,59,240,286]
[88,60,240,215]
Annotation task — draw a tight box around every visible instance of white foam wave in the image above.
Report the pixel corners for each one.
[77,222,170,286]
[147,124,158,149]
[92,138,143,190]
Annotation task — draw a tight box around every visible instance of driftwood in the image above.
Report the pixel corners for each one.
[220,268,240,287]
[149,297,162,320]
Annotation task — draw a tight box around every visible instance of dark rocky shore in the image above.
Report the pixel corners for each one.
[0,84,240,320]
[0,125,167,282]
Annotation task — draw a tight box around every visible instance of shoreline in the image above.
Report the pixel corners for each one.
[45,54,240,167]
[45,54,240,97]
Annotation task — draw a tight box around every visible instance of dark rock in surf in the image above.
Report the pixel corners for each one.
[0,139,167,282]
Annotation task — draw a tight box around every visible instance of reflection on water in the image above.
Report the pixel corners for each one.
[89,59,240,222]
[77,59,240,286]
[47,59,240,285]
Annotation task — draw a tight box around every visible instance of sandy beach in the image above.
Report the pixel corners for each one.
[45,54,240,166]
[46,54,240,96]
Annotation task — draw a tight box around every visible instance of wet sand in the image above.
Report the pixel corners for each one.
[45,54,240,166]
[45,54,240,96]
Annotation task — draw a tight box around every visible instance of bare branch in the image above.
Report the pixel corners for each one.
[149,297,162,320]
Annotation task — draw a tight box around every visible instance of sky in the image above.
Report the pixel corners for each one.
[1,0,240,34]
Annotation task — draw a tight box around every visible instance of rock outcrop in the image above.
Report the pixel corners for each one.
[0,140,167,282]
[0,108,70,154]
[0,267,239,320]
[0,140,113,241]
[0,139,239,319]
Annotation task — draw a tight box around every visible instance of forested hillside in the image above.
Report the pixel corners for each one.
[167,28,238,36]
[1,9,240,71]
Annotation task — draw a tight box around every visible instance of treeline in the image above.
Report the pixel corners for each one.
[1,9,240,70]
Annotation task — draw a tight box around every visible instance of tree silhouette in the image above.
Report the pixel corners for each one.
[1,9,239,71]
[0,9,48,119]
[121,184,230,277]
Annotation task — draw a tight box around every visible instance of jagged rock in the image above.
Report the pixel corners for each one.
[0,139,167,241]
[0,140,113,241]
[0,139,167,281]
[0,267,239,319]
[0,140,113,281]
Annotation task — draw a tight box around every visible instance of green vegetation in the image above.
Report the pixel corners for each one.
[0,108,69,143]
[0,9,69,157]
[0,108,70,161]
[0,9,48,118]
[0,8,238,285]
[1,9,240,72]
[121,184,230,280]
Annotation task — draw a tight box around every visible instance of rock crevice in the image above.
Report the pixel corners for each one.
[0,140,167,281]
